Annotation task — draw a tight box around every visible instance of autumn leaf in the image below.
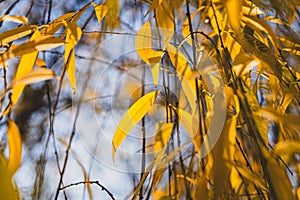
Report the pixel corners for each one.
[223,0,242,32]
[155,0,174,43]
[0,15,28,24]
[7,119,22,176]
[92,3,109,24]
[64,22,82,91]
[10,30,41,105]
[0,25,37,45]
[112,90,161,160]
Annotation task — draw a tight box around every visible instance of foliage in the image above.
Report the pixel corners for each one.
[0,0,299,199]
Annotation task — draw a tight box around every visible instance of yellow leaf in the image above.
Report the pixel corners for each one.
[0,15,28,24]
[223,0,242,32]
[66,49,76,91]
[64,22,82,91]
[167,44,197,114]
[155,1,174,42]
[1,36,64,62]
[0,25,37,45]
[35,57,46,68]
[235,164,268,191]
[0,153,19,200]
[92,3,109,24]
[7,119,22,176]
[151,62,160,87]
[145,0,163,16]
[154,122,174,152]
[10,68,57,87]
[135,21,163,64]
[40,13,74,35]
[265,155,295,200]
[112,90,161,160]
[11,30,40,105]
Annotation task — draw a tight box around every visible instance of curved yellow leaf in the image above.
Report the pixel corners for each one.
[112,90,161,160]
[11,30,41,105]
[7,119,22,176]
[40,13,74,35]
[11,68,57,87]
[0,15,28,24]
[0,152,19,200]
[145,0,163,16]
[167,44,197,114]
[1,36,64,62]
[0,25,37,45]
[64,22,82,91]
[223,0,242,32]
[135,21,162,64]
[92,3,109,24]
[155,1,174,42]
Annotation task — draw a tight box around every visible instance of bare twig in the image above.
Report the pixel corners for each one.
[59,181,115,200]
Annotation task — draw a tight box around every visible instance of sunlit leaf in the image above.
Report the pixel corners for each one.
[265,155,295,200]
[10,68,57,87]
[167,44,197,114]
[223,0,242,32]
[64,22,82,91]
[0,153,19,200]
[239,81,268,146]
[1,36,64,62]
[212,91,239,197]
[135,21,162,64]
[194,175,208,200]
[92,3,109,24]
[235,164,268,191]
[151,62,160,87]
[35,57,46,68]
[154,122,174,152]
[0,15,28,24]
[262,108,300,130]
[112,90,161,160]
[242,15,279,55]
[7,119,22,176]
[11,30,40,105]
[230,167,243,194]
[155,0,174,42]
[0,25,37,45]
[40,13,74,35]
[145,0,163,16]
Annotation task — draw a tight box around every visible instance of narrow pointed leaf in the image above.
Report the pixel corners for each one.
[0,25,37,45]
[11,30,40,105]
[11,68,57,87]
[112,90,161,160]
[7,119,22,176]
[64,22,82,91]
[0,15,28,24]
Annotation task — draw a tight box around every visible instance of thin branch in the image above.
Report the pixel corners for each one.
[59,181,115,200]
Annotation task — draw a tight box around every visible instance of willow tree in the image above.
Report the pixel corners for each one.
[0,0,299,199]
